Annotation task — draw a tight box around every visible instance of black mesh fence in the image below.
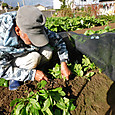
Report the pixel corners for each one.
[59,32,115,81]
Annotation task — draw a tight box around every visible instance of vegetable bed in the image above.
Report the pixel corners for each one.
[0,23,115,115]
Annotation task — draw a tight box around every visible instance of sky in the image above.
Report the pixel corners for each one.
[1,0,53,7]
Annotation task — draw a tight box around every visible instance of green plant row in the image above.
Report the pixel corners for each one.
[45,16,108,32]
[49,55,101,81]
[84,26,115,36]
[10,86,76,115]
[97,15,115,23]
[0,55,101,87]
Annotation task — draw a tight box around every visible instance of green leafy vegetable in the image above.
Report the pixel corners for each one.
[37,80,47,89]
[0,78,9,87]
[10,87,76,115]
[49,63,62,79]
[84,26,115,36]
[45,16,108,32]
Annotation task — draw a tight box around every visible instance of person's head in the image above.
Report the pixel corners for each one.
[15,5,49,47]
[15,25,32,45]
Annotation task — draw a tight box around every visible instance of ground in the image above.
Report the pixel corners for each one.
[0,23,115,115]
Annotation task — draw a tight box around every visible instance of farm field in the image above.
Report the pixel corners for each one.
[0,1,115,114]
[0,73,114,115]
[0,22,115,115]
[73,22,115,34]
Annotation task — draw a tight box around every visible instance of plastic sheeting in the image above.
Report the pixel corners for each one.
[68,32,115,81]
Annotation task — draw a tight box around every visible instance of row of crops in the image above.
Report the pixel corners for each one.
[0,55,100,86]
[84,26,115,36]
[45,16,108,32]
[45,16,115,33]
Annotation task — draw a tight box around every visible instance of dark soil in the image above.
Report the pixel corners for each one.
[0,23,115,115]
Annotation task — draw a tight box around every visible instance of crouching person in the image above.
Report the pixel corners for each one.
[0,5,71,90]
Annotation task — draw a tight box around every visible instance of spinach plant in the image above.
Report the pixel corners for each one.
[84,26,115,36]
[10,87,76,115]
[0,78,8,87]
[48,55,101,81]
[49,63,62,79]
[73,55,101,80]
[37,80,47,90]
[10,91,41,115]
[48,63,71,80]
[45,16,108,32]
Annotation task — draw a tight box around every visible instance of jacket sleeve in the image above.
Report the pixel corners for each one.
[0,52,36,81]
[44,27,69,63]
[0,12,36,81]
[0,11,19,47]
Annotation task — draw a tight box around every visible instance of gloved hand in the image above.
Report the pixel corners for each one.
[61,62,71,80]
[35,70,48,82]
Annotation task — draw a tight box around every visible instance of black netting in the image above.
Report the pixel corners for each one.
[59,32,115,81]
[70,32,115,81]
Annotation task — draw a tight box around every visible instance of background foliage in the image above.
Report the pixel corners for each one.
[45,16,108,32]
